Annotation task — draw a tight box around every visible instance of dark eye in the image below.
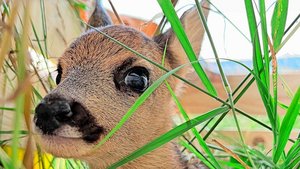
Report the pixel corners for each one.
[124,67,149,92]
[56,64,62,85]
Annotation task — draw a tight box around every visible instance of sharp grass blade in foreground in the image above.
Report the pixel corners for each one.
[108,106,229,168]
[157,0,217,96]
[166,82,221,169]
[195,1,255,167]
[259,0,270,91]
[244,0,278,148]
[187,0,300,158]
[94,63,183,149]
[244,0,267,86]
[162,42,219,169]
[210,58,281,133]
[273,87,300,163]
[270,1,289,157]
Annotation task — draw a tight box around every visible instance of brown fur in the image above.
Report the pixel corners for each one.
[34,1,209,168]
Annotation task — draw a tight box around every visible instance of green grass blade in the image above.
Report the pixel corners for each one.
[31,22,53,89]
[166,82,221,169]
[219,160,245,169]
[253,46,277,138]
[273,87,300,163]
[0,147,15,169]
[282,139,300,168]
[219,58,276,121]
[244,0,277,143]
[0,107,15,111]
[39,0,48,57]
[271,2,289,153]
[32,87,43,100]
[278,101,288,111]
[162,41,219,168]
[108,106,229,168]
[94,64,183,149]
[259,0,270,91]
[157,0,217,96]
[284,155,300,169]
[195,1,256,167]
[287,139,300,158]
[244,0,266,85]
[271,0,289,51]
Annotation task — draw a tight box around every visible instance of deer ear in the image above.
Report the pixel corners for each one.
[86,0,113,30]
[154,1,209,73]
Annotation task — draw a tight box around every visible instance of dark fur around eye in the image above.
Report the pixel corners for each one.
[56,64,62,85]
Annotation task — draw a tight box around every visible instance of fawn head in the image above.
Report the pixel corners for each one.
[33,0,209,167]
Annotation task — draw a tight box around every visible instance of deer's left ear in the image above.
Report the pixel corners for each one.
[154,1,209,73]
[86,0,113,30]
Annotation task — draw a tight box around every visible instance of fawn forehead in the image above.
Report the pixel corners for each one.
[58,25,163,72]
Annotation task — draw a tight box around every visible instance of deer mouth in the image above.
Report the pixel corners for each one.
[35,123,104,143]
[34,99,104,143]
[36,134,96,159]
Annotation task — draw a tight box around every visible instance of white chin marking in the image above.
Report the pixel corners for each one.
[54,125,82,138]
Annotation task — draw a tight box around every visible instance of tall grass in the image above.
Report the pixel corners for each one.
[0,0,87,168]
[0,0,299,169]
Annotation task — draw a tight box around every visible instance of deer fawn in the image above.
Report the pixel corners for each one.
[34,0,209,168]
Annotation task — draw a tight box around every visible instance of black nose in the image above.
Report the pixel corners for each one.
[34,98,73,134]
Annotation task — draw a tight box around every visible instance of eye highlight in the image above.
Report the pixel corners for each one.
[124,67,149,92]
[56,64,62,85]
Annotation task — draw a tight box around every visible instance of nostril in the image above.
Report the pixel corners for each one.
[65,111,73,117]
[53,101,73,123]
[34,99,74,134]
[35,102,51,119]
[55,110,73,122]
[34,101,60,134]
